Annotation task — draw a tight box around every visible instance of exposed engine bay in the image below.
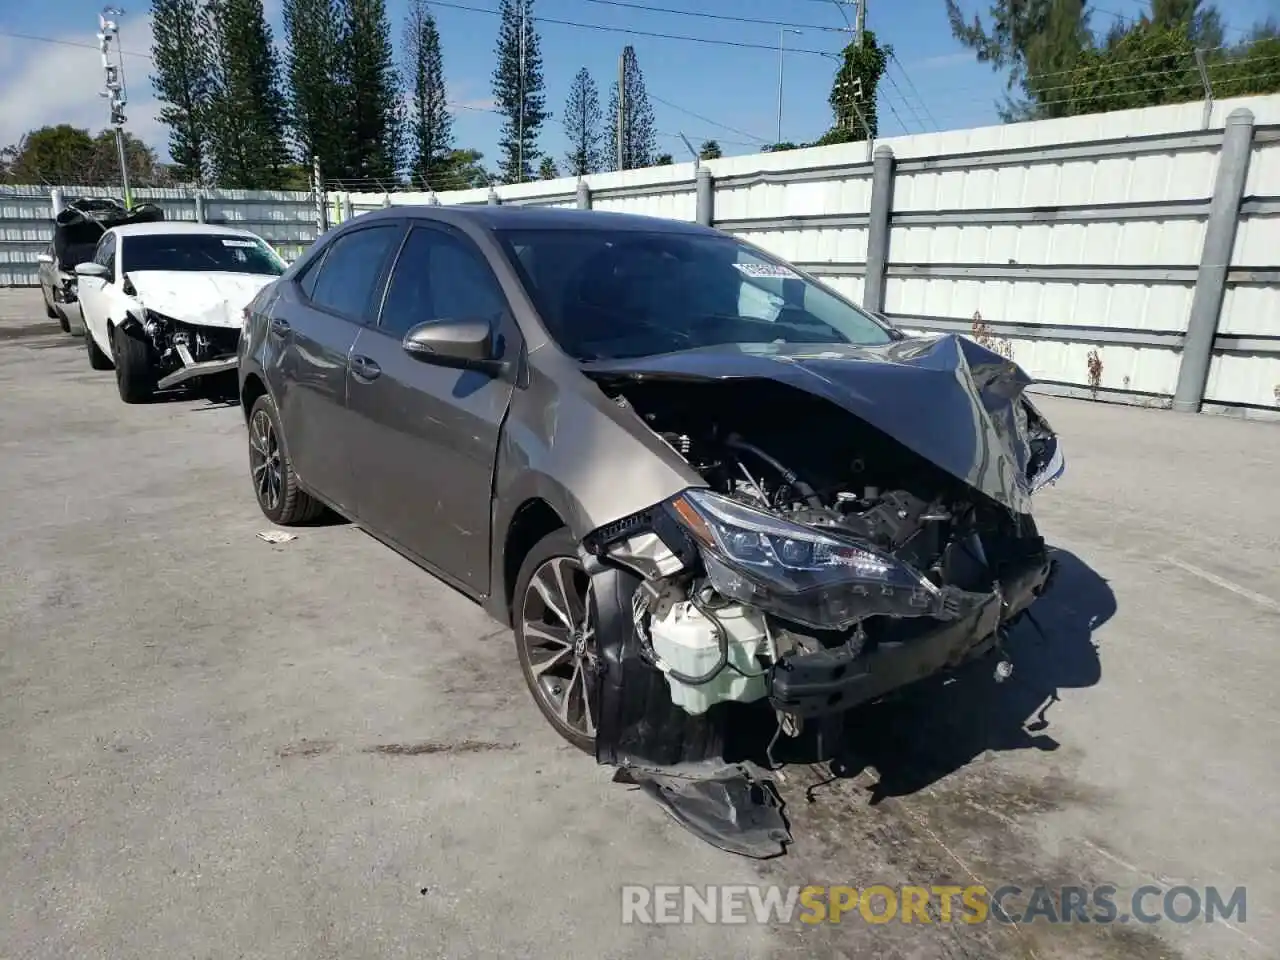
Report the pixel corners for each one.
[130,305,241,374]
[577,373,1062,858]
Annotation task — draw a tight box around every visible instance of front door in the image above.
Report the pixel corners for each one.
[77,233,116,352]
[270,222,404,514]
[346,223,520,593]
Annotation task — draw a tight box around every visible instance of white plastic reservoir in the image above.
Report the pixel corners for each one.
[648,600,770,715]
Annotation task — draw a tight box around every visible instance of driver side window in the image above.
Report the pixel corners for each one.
[378,226,507,340]
[94,234,117,280]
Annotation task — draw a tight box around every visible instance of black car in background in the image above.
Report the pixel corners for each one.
[38,198,164,334]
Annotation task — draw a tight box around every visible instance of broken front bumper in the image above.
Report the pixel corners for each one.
[770,550,1054,719]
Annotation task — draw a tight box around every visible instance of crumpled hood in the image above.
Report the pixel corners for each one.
[581,334,1063,515]
[127,270,275,329]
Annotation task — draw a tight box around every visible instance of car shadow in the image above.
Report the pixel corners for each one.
[727,547,1113,802]
[833,546,1111,803]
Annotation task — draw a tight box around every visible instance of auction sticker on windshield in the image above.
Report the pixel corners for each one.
[221,239,258,248]
[733,262,800,280]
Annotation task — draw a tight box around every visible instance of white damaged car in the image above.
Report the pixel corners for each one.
[75,222,288,402]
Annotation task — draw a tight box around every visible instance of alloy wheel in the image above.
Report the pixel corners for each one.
[248,409,282,512]
[520,555,598,740]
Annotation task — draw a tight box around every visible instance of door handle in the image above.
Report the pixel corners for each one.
[351,355,381,381]
[269,317,291,334]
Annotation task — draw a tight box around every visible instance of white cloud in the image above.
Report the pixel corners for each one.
[0,16,167,157]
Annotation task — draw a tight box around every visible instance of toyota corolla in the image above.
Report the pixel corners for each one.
[237,206,1065,856]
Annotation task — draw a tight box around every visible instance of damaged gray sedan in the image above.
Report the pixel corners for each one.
[238,206,1065,856]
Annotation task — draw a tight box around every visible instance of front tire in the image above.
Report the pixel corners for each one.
[513,530,599,753]
[112,325,156,403]
[57,308,71,334]
[85,327,114,371]
[43,290,57,319]
[247,393,325,525]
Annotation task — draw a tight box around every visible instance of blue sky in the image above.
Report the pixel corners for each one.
[0,0,1273,170]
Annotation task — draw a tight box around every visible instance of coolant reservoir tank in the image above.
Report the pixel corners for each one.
[648,601,769,715]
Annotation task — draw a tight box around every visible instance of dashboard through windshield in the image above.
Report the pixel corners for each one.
[496,227,893,361]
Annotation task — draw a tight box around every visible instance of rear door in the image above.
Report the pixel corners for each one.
[346,222,520,593]
[269,221,404,514]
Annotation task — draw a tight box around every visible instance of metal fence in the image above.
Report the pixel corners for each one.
[0,184,322,286]
[329,93,1280,417]
[6,92,1277,417]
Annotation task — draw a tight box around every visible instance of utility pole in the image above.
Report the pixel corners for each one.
[97,6,131,206]
[616,51,626,171]
[517,0,526,183]
[777,27,802,144]
[854,0,865,48]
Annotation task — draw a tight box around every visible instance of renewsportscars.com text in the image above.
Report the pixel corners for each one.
[620,884,1248,926]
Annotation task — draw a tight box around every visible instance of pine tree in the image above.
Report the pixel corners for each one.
[607,46,656,170]
[283,0,346,179]
[149,0,212,185]
[561,67,603,176]
[697,139,721,160]
[202,0,290,188]
[341,0,404,183]
[538,156,558,179]
[492,0,547,183]
[403,0,452,188]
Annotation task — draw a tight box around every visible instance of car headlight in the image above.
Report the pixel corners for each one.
[664,489,948,630]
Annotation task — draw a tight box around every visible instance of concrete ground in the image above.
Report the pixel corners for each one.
[0,287,1276,960]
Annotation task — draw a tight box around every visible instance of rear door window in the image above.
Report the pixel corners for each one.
[308,224,402,320]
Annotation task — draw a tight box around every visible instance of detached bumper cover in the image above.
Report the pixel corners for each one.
[156,355,238,391]
[769,549,1054,718]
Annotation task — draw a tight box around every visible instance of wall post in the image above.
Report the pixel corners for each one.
[488,188,501,206]
[695,166,714,226]
[1173,107,1255,413]
[576,178,591,210]
[50,187,65,218]
[863,144,896,315]
[341,194,354,222]
[194,193,206,223]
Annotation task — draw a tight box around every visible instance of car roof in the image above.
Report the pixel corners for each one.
[344,204,722,236]
[107,222,262,239]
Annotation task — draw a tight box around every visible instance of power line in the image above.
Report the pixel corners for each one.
[418,0,844,57]
[0,29,151,59]
[567,0,845,34]
[881,70,927,134]
[647,93,769,144]
[889,51,940,131]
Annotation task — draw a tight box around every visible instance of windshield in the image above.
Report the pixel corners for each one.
[122,233,287,276]
[495,227,892,361]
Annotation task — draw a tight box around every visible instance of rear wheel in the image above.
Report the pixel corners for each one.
[112,325,156,403]
[85,327,113,371]
[247,393,325,525]
[513,530,599,753]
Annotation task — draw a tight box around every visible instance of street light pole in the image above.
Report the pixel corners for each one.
[777,27,802,144]
[98,6,131,207]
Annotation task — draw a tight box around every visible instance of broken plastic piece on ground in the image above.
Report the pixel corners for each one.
[257,529,298,544]
[615,762,791,859]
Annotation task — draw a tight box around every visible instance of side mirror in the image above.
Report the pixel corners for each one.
[75,262,109,279]
[36,253,54,265]
[402,318,507,376]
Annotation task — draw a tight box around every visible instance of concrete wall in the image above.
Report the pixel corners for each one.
[329,93,1280,417]
[0,184,320,286]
